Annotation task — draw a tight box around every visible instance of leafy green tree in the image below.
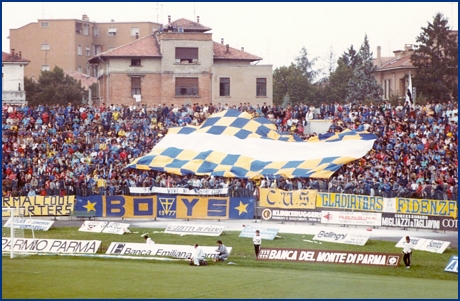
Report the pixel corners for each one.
[346,34,383,103]
[326,58,353,103]
[272,63,313,105]
[411,12,458,102]
[25,66,85,106]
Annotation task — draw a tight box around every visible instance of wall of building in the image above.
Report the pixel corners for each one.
[211,64,273,106]
[9,21,77,79]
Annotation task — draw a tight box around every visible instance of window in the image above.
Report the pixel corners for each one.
[41,65,50,71]
[40,22,49,28]
[78,66,82,73]
[86,46,91,56]
[175,77,198,96]
[256,78,267,97]
[131,77,141,95]
[219,78,230,96]
[175,47,198,64]
[94,45,102,55]
[83,24,90,36]
[131,27,139,36]
[108,27,117,36]
[93,27,99,37]
[130,59,141,66]
[77,45,82,55]
[76,22,83,34]
[41,44,50,50]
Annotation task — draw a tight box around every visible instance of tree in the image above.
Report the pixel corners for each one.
[25,66,86,106]
[272,63,314,105]
[346,34,383,103]
[281,93,291,108]
[295,47,320,82]
[411,12,458,102]
[326,58,354,103]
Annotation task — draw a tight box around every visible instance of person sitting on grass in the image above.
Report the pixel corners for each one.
[213,240,229,262]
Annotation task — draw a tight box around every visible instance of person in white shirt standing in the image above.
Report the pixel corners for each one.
[253,230,262,258]
[401,236,413,268]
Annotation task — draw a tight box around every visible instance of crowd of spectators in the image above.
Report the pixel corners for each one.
[2,98,458,201]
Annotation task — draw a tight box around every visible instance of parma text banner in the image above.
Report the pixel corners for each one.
[259,188,316,209]
[2,195,74,216]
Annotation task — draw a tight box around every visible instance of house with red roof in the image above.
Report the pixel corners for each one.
[372,44,417,101]
[88,16,272,107]
[2,50,30,104]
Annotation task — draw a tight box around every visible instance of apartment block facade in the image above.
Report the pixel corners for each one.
[8,14,161,79]
[88,17,273,107]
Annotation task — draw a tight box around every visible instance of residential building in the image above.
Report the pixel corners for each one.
[372,44,417,101]
[88,16,272,107]
[2,50,30,104]
[8,14,161,79]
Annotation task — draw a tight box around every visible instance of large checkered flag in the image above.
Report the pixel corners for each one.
[405,71,413,107]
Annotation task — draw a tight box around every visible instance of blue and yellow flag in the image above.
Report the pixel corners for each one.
[126,110,377,178]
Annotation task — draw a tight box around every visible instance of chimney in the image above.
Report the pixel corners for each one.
[11,49,15,57]
[377,46,381,66]
[168,15,171,23]
[82,14,89,21]
[241,47,244,52]
[19,51,22,58]
[221,38,224,45]
[226,44,229,54]
[136,32,139,39]
[111,19,114,22]
[197,16,200,23]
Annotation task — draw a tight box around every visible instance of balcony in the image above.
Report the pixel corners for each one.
[2,91,27,104]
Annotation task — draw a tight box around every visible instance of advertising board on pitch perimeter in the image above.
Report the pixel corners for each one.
[313,229,371,246]
[164,224,225,236]
[321,211,381,226]
[78,221,130,235]
[239,224,279,240]
[4,218,55,231]
[2,238,101,254]
[444,255,458,273]
[395,236,451,254]
[257,247,400,267]
[261,208,321,223]
[105,243,232,259]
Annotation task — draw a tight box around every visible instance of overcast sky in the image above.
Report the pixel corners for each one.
[2,2,458,74]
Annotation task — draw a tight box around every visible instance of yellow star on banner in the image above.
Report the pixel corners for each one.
[83,200,97,212]
[234,201,248,215]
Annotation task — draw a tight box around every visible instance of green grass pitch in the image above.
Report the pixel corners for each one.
[2,227,457,299]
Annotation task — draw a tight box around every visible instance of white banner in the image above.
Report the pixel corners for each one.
[445,255,458,273]
[2,238,101,254]
[4,218,54,231]
[164,224,225,236]
[79,221,108,233]
[105,243,232,259]
[321,211,381,226]
[395,236,451,254]
[102,222,131,235]
[129,186,228,195]
[313,229,371,246]
[78,221,130,235]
